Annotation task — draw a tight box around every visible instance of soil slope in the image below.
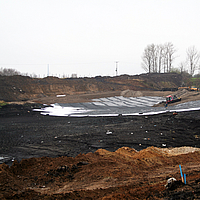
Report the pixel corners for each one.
[0,73,182,102]
[0,147,200,199]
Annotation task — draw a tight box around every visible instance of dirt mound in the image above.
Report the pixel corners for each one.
[0,146,200,199]
[0,75,147,102]
[159,146,200,156]
[115,146,138,157]
[175,88,188,97]
[0,73,183,102]
[121,89,143,97]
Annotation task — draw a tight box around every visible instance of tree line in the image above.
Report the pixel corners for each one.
[0,67,77,78]
[0,68,40,77]
[141,42,200,75]
[0,68,21,76]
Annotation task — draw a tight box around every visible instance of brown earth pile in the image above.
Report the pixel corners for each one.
[0,146,200,199]
[0,73,182,102]
[121,90,143,97]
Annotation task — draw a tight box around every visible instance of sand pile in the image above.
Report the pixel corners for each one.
[121,89,143,97]
[159,146,200,156]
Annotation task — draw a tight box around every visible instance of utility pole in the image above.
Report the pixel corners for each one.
[47,64,49,76]
[115,61,119,76]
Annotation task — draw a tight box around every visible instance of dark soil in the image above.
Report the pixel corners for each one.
[0,103,200,199]
[0,103,200,165]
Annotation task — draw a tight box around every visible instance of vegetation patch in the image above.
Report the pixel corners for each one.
[0,101,7,108]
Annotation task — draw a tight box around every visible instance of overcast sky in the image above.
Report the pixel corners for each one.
[1,0,200,77]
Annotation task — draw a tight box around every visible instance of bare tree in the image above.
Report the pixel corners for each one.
[162,47,168,73]
[150,44,157,73]
[141,42,176,73]
[141,44,153,73]
[167,43,176,72]
[157,44,164,73]
[178,61,187,73]
[162,43,176,73]
[186,46,200,75]
[141,43,159,73]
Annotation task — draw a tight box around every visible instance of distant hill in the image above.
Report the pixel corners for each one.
[0,73,183,102]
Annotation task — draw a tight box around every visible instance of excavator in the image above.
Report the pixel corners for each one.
[178,86,199,91]
[189,86,199,91]
[166,95,181,104]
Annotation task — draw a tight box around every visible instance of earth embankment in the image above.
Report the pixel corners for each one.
[0,73,182,102]
[0,145,200,199]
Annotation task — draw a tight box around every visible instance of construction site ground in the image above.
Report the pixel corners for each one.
[21,89,200,106]
[0,89,200,199]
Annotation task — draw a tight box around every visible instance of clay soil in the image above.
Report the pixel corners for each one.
[0,92,200,199]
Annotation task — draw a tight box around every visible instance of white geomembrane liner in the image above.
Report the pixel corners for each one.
[34,103,91,116]
[33,96,200,117]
